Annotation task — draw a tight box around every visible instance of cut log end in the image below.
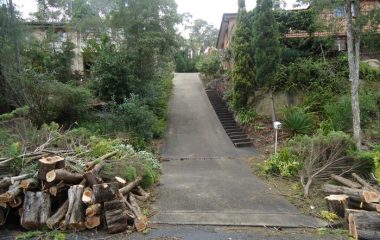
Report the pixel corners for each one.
[46,170,57,183]
[85,216,101,229]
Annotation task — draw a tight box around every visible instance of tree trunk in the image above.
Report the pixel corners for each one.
[352,173,379,192]
[0,177,11,189]
[93,183,119,203]
[104,199,131,234]
[0,206,7,225]
[324,184,379,203]
[0,182,21,203]
[46,169,83,184]
[331,174,362,189]
[349,211,380,239]
[119,176,142,195]
[269,89,276,123]
[38,156,65,180]
[325,195,349,218]
[349,199,380,212]
[21,191,51,229]
[19,178,38,190]
[133,186,150,202]
[65,185,85,230]
[8,0,21,73]
[129,194,148,232]
[83,171,102,187]
[345,0,362,150]
[46,200,69,229]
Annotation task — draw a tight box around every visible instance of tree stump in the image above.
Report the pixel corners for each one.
[325,195,349,217]
[21,191,51,229]
[93,183,119,203]
[38,156,65,180]
[104,199,131,234]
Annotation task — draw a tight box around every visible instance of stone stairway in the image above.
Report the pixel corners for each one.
[206,90,253,148]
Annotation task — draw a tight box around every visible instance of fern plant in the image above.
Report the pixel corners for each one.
[282,106,314,136]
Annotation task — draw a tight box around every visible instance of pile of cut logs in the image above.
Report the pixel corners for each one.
[0,151,149,234]
[324,173,380,240]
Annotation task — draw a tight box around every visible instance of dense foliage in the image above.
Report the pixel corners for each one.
[252,0,281,90]
[231,1,255,110]
[0,0,179,149]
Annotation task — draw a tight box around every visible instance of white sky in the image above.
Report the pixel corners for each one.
[14,0,301,29]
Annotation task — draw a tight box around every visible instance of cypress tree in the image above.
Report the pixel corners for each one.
[252,0,280,121]
[231,0,255,110]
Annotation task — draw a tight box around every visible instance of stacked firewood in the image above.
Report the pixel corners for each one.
[0,151,149,234]
[323,173,380,240]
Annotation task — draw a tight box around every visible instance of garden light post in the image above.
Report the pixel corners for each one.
[273,121,282,154]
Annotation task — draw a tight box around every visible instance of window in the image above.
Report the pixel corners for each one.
[334,7,346,18]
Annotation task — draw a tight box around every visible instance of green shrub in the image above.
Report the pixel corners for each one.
[196,52,221,79]
[123,166,137,182]
[19,70,92,125]
[98,143,160,188]
[0,106,29,121]
[237,108,257,126]
[282,106,314,136]
[360,62,380,82]
[324,91,380,131]
[118,95,160,141]
[261,147,302,178]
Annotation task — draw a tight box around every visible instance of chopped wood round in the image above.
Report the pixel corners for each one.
[86,203,102,217]
[38,156,65,180]
[325,195,349,218]
[93,183,119,203]
[46,169,83,184]
[85,216,101,229]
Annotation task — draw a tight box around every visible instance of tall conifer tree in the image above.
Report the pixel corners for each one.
[231,0,255,110]
[252,0,280,122]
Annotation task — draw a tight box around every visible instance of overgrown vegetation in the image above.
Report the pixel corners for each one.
[0,0,178,149]
[220,0,380,203]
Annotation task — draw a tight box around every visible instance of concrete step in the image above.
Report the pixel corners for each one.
[234,141,253,147]
[222,124,238,128]
[225,130,244,134]
[220,121,236,125]
[229,134,247,139]
[224,127,241,131]
[232,138,251,144]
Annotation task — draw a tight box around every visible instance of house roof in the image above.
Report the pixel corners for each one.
[216,13,237,49]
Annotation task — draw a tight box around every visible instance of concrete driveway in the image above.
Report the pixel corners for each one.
[153,73,324,227]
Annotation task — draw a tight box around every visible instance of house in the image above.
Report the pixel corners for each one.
[216,0,380,54]
[216,13,237,50]
[27,22,84,74]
